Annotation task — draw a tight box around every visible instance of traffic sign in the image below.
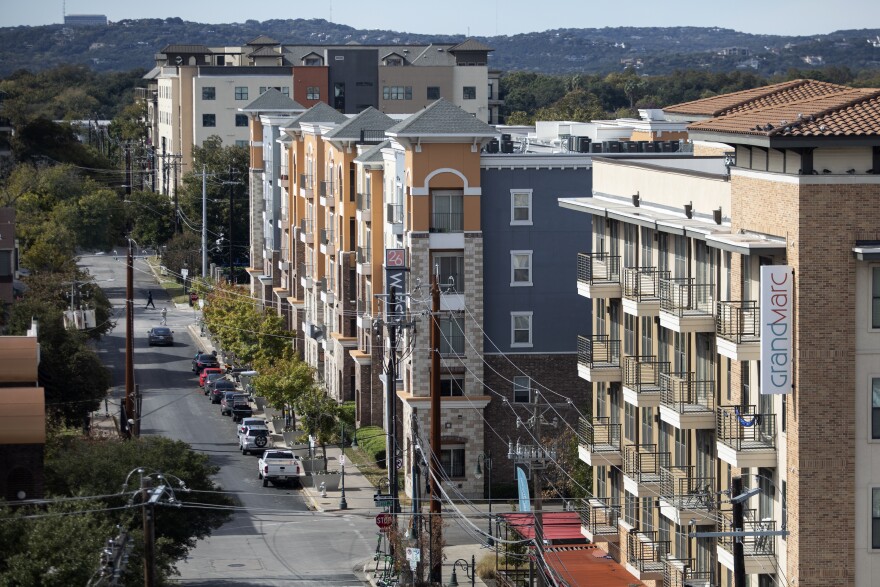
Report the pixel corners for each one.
[376,513,393,529]
[406,547,421,562]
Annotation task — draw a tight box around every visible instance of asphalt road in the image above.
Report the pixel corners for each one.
[81,253,375,586]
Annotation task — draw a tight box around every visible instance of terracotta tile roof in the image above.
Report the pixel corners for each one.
[688,88,880,137]
[543,546,647,587]
[665,79,850,117]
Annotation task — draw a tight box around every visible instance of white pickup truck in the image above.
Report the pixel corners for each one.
[258,450,302,488]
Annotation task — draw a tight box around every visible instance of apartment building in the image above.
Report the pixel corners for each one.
[562,79,880,587]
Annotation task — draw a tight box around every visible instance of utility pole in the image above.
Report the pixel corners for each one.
[124,143,132,197]
[429,275,442,583]
[228,163,235,283]
[141,477,165,587]
[732,476,745,587]
[124,244,135,438]
[201,165,207,279]
[386,287,400,514]
[533,394,545,587]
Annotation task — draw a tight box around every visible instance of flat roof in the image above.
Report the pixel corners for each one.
[501,512,586,543]
[544,546,647,587]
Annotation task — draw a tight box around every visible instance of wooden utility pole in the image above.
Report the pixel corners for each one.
[141,477,156,587]
[533,394,545,587]
[732,476,745,587]
[429,276,442,583]
[124,244,135,438]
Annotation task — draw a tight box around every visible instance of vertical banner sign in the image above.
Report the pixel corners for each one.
[516,465,532,513]
[760,265,793,394]
[384,249,407,319]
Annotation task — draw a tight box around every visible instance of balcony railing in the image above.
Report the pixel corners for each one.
[357,246,371,264]
[577,416,621,455]
[577,335,621,369]
[624,444,670,484]
[577,252,621,285]
[660,277,715,316]
[387,203,403,224]
[664,558,714,587]
[320,228,333,246]
[716,405,776,451]
[439,333,465,356]
[357,191,371,211]
[577,497,619,538]
[623,267,669,301]
[319,180,334,199]
[716,300,760,343]
[659,372,715,414]
[430,211,463,233]
[300,218,313,234]
[626,531,669,575]
[624,356,669,395]
[659,466,716,512]
[718,509,776,557]
[300,173,314,190]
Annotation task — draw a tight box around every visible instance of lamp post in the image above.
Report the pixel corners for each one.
[339,422,348,510]
[449,555,475,587]
[474,451,494,546]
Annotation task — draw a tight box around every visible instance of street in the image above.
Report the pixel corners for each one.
[81,253,376,586]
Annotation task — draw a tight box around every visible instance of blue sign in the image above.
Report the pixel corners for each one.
[516,465,531,513]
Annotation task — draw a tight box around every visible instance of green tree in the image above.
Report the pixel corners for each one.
[296,386,341,470]
[125,189,175,249]
[252,357,316,426]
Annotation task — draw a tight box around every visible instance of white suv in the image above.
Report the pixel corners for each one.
[238,417,267,436]
[239,428,270,455]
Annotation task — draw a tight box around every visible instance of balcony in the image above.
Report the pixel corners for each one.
[577,497,620,543]
[623,444,670,497]
[356,192,371,222]
[356,246,371,275]
[430,211,463,233]
[623,356,669,408]
[299,218,314,244]
[664,558,713,587]
[625,530,669,582]
[300,173,314,199]
[299,263,313,289]
[659,466,717,526]
[659,277,715,333]
[319,228,335,256]
[319,180,335,208]
[576,252,621,299]
[577,335,621,383]
[716,405,777,468]
[716,300,761,361]
[387,203,403,235]
[320,276,335,304]
[577,416,622,467]
[659,372,716,429]
[622,267,668,316]
[717,509,777,575]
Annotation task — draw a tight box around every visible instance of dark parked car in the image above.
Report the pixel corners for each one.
[192,351,219,373]
[203,372,226,395]
[147,327,174,346]
[231,395,253,422]
[210,380,237,403]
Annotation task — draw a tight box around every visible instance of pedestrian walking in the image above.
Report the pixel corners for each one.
[145,291,155,309]
[160,307,167,325]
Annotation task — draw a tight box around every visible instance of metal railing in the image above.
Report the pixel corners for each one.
[624,444,670,482]
[439,333,465,356]
[623,267,669,301]
[577,252,621,285]
[300,173,314,190]
[319,180,334,199]
[299,263,312,279]
[386,203,403,224]
[357,246,371,264]
[577,334,621,369]
[577,497,620,536]
[664,558,714,587]
[716,300,761,343]
[626,531,669,574]
[577,416,621,455]
[716,405,776,451]
[357,191,371,211]
[430,211,464,233]
[660,277,715,316]
[320,228,333,245]
[659,466,716,512]
[624,356,670,392]
[300,218,312,234]
[718,509,777,556]
[659,372,715,413]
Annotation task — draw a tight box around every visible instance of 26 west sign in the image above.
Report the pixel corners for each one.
[760,265,793,394]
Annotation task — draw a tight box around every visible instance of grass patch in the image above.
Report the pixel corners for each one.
[145,257,189,304]
[347,426,407,507]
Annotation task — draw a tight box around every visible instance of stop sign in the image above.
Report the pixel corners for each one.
[376,513,392,529]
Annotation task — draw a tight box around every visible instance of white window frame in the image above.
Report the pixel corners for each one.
[511,250,533,287]
[511,311,533,348]
[510,189,533,225]
[513,376,532,404]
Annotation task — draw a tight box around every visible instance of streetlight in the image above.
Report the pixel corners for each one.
[449,555,475,587]
[339,422,348,510]
[474,451,494,546]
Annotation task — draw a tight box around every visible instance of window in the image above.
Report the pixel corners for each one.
[440,448,465,478]
[235,140,248,148]
[624,224,637,268]
[202,114,216,127]
[427,86,440,100]
[235,114,248,127]
[234,86,248,100]
[641,227,653,266]
[511,190,532,225]
[435,253,465,293]
[431,191,463,232]
[202,86,216,100]
[873,268,880,328]
[641,316,653,356]
[304,57,322,66]
[307,86,320,100]
[624,314,636,356]
[511,251,533,286]
[674,235,687,278]
[641,497,654,533]
[513,376,531,403]
[641,407,654,445]
[624,492,637,526]
[511,312,532,347]
[624,401,636,443]
[440,376,464,396]
[383,86,412,100]
[0,250,12,277]
[463,86,476,100]
[873,378,880,439]
[440,314,465,355]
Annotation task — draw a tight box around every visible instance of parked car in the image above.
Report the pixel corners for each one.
[147,327,174,346]
[258,450,302,487]
[219,391,238,416]
[231,395,253,422]
[199,366,224,387]
[239,428,270,455]
[203,372,226,395]
[210,380,237,404]
[238,418,267,436]
[192,351,219,373]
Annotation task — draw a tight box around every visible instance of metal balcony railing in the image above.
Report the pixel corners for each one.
[624,356,670,393]
[577,416,621,455]
[300,173,314,190]
[300,218,312,234]
[357,246,371,264]
[299,263,312,279]
[659,372,716,414]
[439,333,465,356]
[716,405,776,451]
[323,276,335,292]
[577,335,621,369]
[664,558,714,587]
[659,466,716,512]
[716,300,761,343]
[624,444,670,483]
[660,277,715,316]
[623,267,669,301]
[357,191,371,211]
[386,203,403,224]
[577,497,619,536]
[320,228,333,245]
[626,531,669,574]
[430,211,463,233]
[319,180,334,199]
[577,252,621,285]
[718,509,777,556]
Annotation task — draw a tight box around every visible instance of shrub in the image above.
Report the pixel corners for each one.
[355,425,387,468]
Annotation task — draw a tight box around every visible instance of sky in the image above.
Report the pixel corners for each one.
[2,0,878,37]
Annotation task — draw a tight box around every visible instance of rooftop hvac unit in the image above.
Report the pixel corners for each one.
[485,138,500,153]
[500,140,514,154]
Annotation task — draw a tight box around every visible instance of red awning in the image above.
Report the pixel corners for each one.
[500,512,587,544]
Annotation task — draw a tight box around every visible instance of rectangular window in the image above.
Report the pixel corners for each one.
[513,376,531,403]
[511,190,532,225]
[235,114,248,127]
[234,86,248,100]
[235,140,248,148]
[440,314,465,355]
[624,313,636,356]
[873,378,880,439]
[624,224,637,268]
[281,87,290,96]
[431,191,463,232]
[0,250,12,277]
[624,402,636,443]
[641,407,654,445]
[624,491,637,526]
[463,86,476,100]
[674,235,687,278]
[641,227,653,266]
[202,114,216,127]
[511,312,533,347]
[440,376,464,397]
[440,448,465,478]
[641,496,654,533]
[427,86,440,100]
[873,488,880,548]
[435,253,465,293]
[307,86,320,100]
[383,86,412,100]
[202,86,216,100]
[641,316,653,356]
[511,251,533,286]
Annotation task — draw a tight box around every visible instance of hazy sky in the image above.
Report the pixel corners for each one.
[3,0,878,37]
